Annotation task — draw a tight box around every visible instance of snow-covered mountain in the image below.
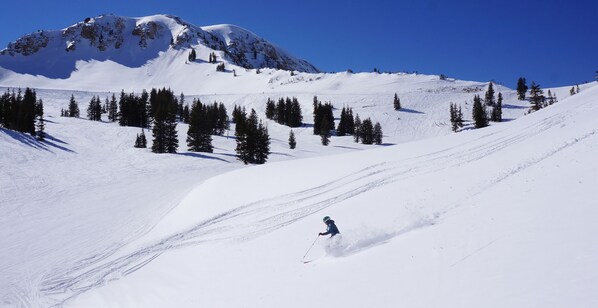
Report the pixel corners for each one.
[0,14,319,79]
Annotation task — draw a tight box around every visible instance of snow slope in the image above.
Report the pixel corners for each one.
[63,83,598,308]
[1,79,595,307]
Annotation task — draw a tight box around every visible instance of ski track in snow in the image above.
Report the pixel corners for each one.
[35,97,597,307]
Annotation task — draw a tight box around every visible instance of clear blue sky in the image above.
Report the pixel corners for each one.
[1,0,596,88]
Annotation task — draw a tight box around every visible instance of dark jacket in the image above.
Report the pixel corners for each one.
[321,220,340,237]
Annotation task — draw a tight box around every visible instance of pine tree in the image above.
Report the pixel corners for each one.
[265,98,275,120]
[360,118,374,144]
[289,130,296,149]
[450,103,459,132]
[472,95,488,128]
[288,97,303,127]
[68,94,79,118]
[313,101,334,135]
[35,99,44,141]
[178,93,185,121]
[140,90,150,128]
[319,113,332,146]
[516,77,528,100]
[491,92,503,122]
[528,82,544,113]
[393,93,401,110]
[134,129,147,148]
[235,109,270,164]
[21,88,37,135]
[188,48,197,62]
[337,107,348,136]
[254,120,270,164]
[484,82,495,106]
[187,100,213,153]
[151,88,178,153]
[546,90,555,106]
[373,122,383,145]
[108,93,118,122]
[576,85,580,93]
[353,115,362,143]
[87,96,102,121]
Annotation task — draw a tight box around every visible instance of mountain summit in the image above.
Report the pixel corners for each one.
[0,14,319,78]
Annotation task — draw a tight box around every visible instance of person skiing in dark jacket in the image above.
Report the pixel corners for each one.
[319,216,340,237]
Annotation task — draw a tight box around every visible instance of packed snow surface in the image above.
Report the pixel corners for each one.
[1,81,596,307]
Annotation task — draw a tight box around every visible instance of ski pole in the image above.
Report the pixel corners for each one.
[302,234,320,260]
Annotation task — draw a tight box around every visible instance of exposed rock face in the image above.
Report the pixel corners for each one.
[62,16,127,51]
[201,25,320,73]
[2,32,49,56]
[132,21,163,48]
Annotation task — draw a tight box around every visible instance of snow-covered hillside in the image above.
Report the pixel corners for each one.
[69,83,598,308]
[1,80,597,307]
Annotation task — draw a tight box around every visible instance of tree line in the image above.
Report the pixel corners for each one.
[311,96,383,146]
[265,97,303,127]
[0,88,45,140]
[233,106,270,164]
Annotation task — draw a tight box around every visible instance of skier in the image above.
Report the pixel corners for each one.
[319,216,340,237]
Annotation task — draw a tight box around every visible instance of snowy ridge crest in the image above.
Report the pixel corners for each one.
[0,14,319,78]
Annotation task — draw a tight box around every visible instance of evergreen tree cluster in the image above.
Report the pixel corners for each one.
[232,105,246,124]
[472,95,489,128]
[216,63,225,72]
[188,48,197,62]
[187,100,213,153]
[449,103,464,132]
[484,82,503,122]
[265,97,303,127]
[310,96,383,146]
[177,93,190,123]
[569,85,580,96]
[134,129,147,148]
[234,108,270,164]
[150,88,179,154]
[336,106,355,136]
[208,52,217,63]
[312,96,335,136]
[0,88,43,138]
[491,92,503,122]
[353,117,383,145]
[527,82,558,113]
[87,96,103,121]
[186,99,229,153]
[61,94,80,117]
[119,90,150,128]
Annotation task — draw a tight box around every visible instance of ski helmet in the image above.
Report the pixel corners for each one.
[323,216,331,223]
